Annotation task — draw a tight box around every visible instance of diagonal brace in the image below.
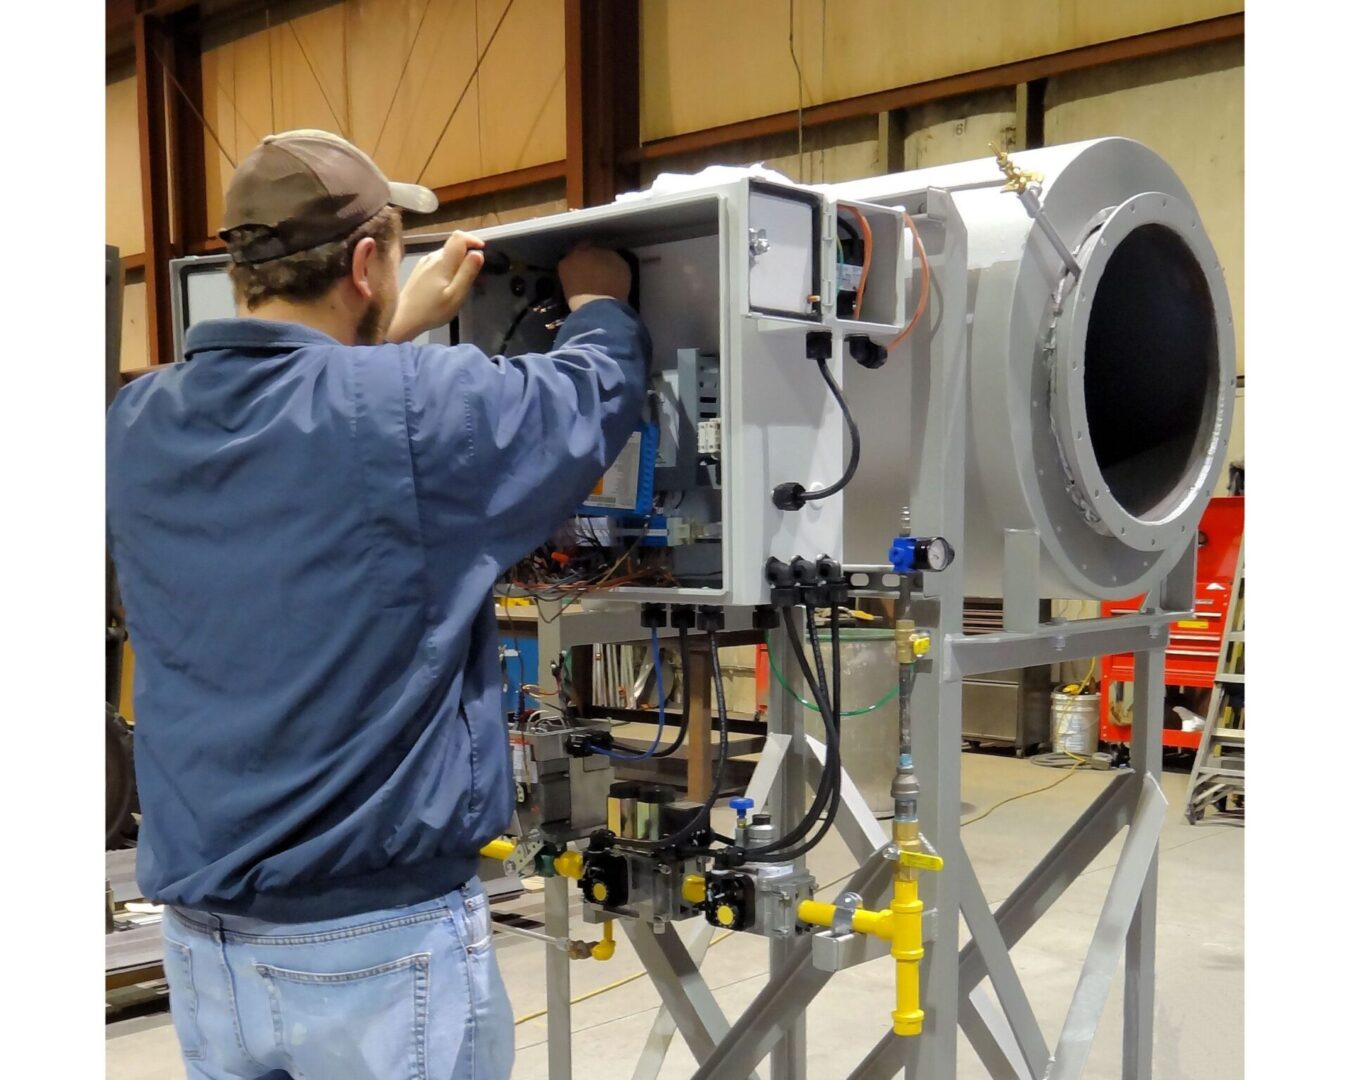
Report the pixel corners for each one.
[1044,775,1167,1080]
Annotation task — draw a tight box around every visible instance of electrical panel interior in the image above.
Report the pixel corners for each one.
[167,176,910,606]
[454,195,728,597]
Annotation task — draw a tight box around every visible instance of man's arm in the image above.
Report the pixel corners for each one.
[397,247,652,568]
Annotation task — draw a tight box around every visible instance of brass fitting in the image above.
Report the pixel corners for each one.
[989,142,1043,194]
[895,620,930,665]
[895,619,916,665]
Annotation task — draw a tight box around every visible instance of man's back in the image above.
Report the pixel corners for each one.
[108,305,649,921]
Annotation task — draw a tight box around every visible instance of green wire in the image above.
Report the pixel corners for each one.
[764,638,901,717]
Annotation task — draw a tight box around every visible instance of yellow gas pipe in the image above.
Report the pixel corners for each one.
[477,841,606,959]
[795,840,941,1036]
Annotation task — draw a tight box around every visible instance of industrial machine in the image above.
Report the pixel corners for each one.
[165,137,1234,1080]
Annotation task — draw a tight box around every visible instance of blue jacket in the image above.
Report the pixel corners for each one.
[107,300,650,921]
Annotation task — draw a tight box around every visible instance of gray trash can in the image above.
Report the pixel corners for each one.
[782,627,900,818]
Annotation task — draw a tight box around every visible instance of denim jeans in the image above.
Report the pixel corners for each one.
[160,878,514,1079]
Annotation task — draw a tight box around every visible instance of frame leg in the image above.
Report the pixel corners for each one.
[1124,648,1165,1079]
[954,846,1049,1076]
[960,986,1037,1080]
[622,920,760,1079]
[631,920,717,1080]
[1044,775,1167,1080]
[545,873,572,1080]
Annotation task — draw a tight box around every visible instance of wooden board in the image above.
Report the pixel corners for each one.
[200,0,566,234]
[120,281,150,374]
[639,0,1241,140]
[901,88,1018,171]
[107,77,145,257]
[637,114,886,187]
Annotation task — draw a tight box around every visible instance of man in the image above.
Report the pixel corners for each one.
[106,129,650,1079]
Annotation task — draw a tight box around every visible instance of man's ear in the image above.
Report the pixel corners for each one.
[350,236,379,300]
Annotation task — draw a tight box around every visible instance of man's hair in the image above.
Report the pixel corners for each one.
[225,206,402,310]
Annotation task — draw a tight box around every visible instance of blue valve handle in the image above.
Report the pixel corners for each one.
[730,797,754,816]
[889,537,919,573]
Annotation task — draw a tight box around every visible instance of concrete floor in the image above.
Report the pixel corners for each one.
[107,752,1243,1078]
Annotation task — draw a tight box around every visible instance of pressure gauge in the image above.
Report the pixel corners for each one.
[888,535,956,574]
[918,537,955,572]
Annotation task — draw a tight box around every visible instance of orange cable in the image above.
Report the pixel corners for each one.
[887,211,931,351]
[842,204,873,319]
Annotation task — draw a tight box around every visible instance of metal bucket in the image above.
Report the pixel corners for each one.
[799,628,900,818]
[1051,691,1101,756]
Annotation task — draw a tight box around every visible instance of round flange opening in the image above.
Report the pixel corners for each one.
[1051,190,1232,555]
[1083,225,1218,520]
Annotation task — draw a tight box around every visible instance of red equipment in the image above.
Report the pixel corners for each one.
[1098,496,1244,750]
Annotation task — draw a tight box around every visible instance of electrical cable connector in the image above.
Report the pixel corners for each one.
[639,603,668,629]
[696,606,725,632]
[765,558,799,608]
[847,334,888,369]
[815,556,850,605]
[669,604,697,630]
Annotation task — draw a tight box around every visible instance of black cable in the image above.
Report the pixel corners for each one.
[718,608,840,864]
[601,628,695,759]
[747,610,845,863]
[498,304,531,354]
[648,627,694,759]
[801,358,861,502]
[613,628,731,856]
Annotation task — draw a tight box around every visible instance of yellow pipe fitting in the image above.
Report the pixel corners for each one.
[554,850,584,880]
[479,838,516,862]
[796,843,941,1038]
[589,921,616,962]
[682,873,707,906]
[890,875,925,1036]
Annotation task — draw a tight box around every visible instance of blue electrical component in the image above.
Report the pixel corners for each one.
[889,535,955,574]
[730,797,754,817]
[579,420,659,518]
[889,536,919,573]
[499,631,540,720]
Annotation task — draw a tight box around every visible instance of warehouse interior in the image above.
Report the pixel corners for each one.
[102,3,1248,1078]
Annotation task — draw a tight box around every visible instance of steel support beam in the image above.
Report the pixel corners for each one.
[908,192,970,1080]
[767,613,807,1079]
[960,986,1037,1080]
[960,772,1139,994]
[622,920,758,1077]
[694,853,894,1080]
[1124,649,1165,1079]
[164,7,207,256]
[563,0,639,208]
[133,13,175,367]
[689,937,827,1080]
[955,847,1050,1077]
[1045,775,1167,1079]
[544,873,573,1080]
[632,920,717,1080]
[945,612,1180,680]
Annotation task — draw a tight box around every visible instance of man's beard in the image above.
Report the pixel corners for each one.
[355,294,392,345]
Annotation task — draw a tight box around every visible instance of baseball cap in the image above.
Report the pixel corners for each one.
[220,129,438,264]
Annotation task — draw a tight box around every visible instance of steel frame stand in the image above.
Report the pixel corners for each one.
[531,190,1188,1080]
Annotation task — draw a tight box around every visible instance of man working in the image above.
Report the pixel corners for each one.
[106,129,650,1079]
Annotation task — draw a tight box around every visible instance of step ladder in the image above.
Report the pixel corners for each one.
[1183,538,1245,824]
